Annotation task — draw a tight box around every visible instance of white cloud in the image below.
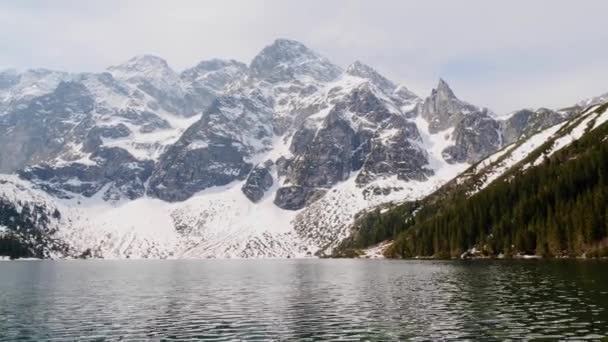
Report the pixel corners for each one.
[1,0,607,113]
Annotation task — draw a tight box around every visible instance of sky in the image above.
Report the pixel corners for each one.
[1,0,607,114]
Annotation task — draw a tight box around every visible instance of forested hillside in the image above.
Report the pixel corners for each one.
[0,181,68,259]
[336,102,608,258]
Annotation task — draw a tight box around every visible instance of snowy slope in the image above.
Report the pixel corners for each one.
[0,69,71,113]
[458,101,608,194]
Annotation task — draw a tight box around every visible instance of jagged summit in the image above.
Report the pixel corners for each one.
[578,91,608,108]
[249,38,342,82]
[106,54,188,115]
[346,60,396,92]
[255,38,316,59]
[115,54,169,68]
[394,85,419,102]
[420,78,481,133]
[107,54,181,91]
[250,39,314,71]
[265,38,311,51]
[433,78,457,99]
[0,68,71,114]
[108,54,172,75]
[181,58,248,94]
[346,60,378,74]
[186,59,247,73]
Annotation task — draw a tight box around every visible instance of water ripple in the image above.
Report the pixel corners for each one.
[0,259,607,341]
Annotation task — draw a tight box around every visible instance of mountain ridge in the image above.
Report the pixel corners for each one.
[0,39,600,259]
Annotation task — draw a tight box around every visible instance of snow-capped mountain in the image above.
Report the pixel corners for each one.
[0,68,71,115]
[577,91,608,108]
[0,39,585,259]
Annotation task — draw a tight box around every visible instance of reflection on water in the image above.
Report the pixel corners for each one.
[0,259,607,340]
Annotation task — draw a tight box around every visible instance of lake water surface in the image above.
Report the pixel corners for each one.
[0,259,607,341]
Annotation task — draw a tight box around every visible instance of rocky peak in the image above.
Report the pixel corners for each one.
[186,59,247,74]
[108,55,193,115]
[434,78,456,99]
[108,55,180,88]
[394,85,420,103]
[345,61,396,93]
[0,69,71,111]
[345,62,420,114]
[500,107,565,145]
[420,78,479,133]
[109,55,171,74]
[181,59,248,93]
[384,89,419,119]
[252,39,316,66]
[442,111,501,164]
[0,79,96,173]
[578,91,608,108]
[250,39,342,83]
[37,81,94,113]
[417,78,508,163]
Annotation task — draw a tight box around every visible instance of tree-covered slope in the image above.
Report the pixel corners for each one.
[0,177,69,259]
[335,102,608,258]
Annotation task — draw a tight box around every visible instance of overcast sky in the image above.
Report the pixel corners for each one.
[1,0,607,114]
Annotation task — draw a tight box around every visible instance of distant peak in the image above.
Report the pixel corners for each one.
[130,54,168,64]
[250,38,341,82]
[107,54,180,86]
[346,60,396,92]
[180,58,249,91]
[577,90,608,107]
[345,60,373,74]
[434,78,456,98]
[253,38,319,64]
[395,85,420,101]
[109,54,171,73]
[191,59,247,72]
[25,68,61,76]
[272,38,307,47]
[0,68,18,76]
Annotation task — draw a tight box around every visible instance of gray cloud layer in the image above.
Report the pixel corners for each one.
[1,0,607,113]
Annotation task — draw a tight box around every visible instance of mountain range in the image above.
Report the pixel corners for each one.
[0,39,606,259]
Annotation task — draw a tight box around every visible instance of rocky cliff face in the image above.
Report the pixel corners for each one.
[19,147,154,201]
[147,93,274,201]
[0,54,253,202]
[500,108,566,145]
[250,39,342,83]
[420,79,479,133]
[442,110,502,163]
[418,80,504,164]
[0,39,578,259]
[241,162,274,203]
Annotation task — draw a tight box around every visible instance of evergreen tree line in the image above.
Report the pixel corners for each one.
[0,234,32,259]
[0,198,64,259]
